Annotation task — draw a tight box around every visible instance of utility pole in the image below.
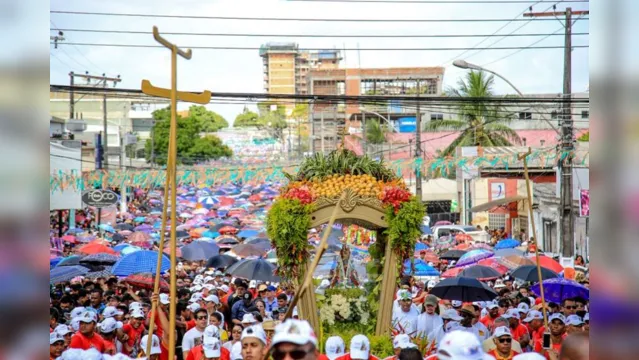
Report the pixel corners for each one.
[362,112,366,157]
[524,6,588,257]
[415,80,423,202]
[69,72,75,119]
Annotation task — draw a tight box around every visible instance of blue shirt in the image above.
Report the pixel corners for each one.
[231,300,250,321]
[264,298,278,313]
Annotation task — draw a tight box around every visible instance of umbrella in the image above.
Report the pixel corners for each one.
[77,243,117,255]
[206,254,239,269]
[469,243,493,251]
[219,226,238,235]
[441,267,464,278]
[434,236,454,250]
[115,223,134,231]
[226,258,280,282]
[245,237,270,244]
[134,224,153,232]
[50,265,89,284]
[56,255,82,267]
[434,221,452,226]
[121,245,143,256]
[495,239,521,250]
[455,234,473,242]
[429,276,498,301]
[98,224,115,233]
[415,243,429,251]
[80,253,120,265]
[216,236,240,245]
[112,250,171,276]
[50,257,63,269]
[456,249,494,267]
[179,213,194,219]
[237,229,259,238]
[413,250,440,264]
[124,272,169,291]
[112,233,125,242]
[530,255,564,273]
[498,255,535,269]
[420,225,433,235]
[459,265,502,281]
[476,258,510,275]
[61,235,77,244]
[494,248,525,258]
[454,243,471,251]
[85,266,113,279]
[181,241,220,261]
[201,230,219,239]
[232,243,268,258]
[511,265,559,282]
[134,216,147,223]
[403,262,440,277]
[440,249,467,260]
[65,228,85,234]
[530,278,589,303]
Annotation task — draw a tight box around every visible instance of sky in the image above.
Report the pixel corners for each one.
[49,0,590,122]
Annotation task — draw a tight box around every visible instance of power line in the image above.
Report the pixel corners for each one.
[50,20,108,75]
[52,42,588,52]
[289,0,588,3]
[50,10,588,22]
[52,28,588,39]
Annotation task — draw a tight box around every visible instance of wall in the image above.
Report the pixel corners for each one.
[469,178,529,234]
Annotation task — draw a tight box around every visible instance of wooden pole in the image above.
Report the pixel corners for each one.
[518,148,549,329]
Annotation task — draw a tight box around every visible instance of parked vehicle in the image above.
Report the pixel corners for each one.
[432,225,490,243]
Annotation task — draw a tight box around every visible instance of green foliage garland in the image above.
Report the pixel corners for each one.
[384,197,426,276]
[266,198,313,280]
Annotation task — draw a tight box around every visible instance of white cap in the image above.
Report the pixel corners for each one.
[549,313,566,324]
[442,309,463,321]
[513,353,546,360]
[249,280,257,288]
[50,331,65,345]
[566,315,584,326]
[241,325,268,345]
[70,317,81,332]
[102,306,124,318]
[231,341,243,360]
[397,289,412,301]
[436,330,493,360]
[130,309,146,319]
[54,324,72,336]
[204,336,222,358]
[393,334,416,349]
[78,311,98,323]
[204,276,214,283]
[187,303,201,312]
[349,334,370,360]
[214,270,224,276]
[204,325,221,340]
[494,280,505,289]
[99,317,122,333]
[493,326,512,339]
[159,293,170,305]
[272,319,318,347]
[242,313,257,324]
[204,295,220,305]
[325,336,345,360]
[221,285,230,293]
[189,292,204,303]
[427,280,437,289]
[452,300,463,308]
[190,285,203,293]
[140,334,162,355]
[523,310,543,323]
[502,309,520,320]
[487,303,499,310]
[517,303,530,314]
[70,307,86,319]
[129,302,142,311]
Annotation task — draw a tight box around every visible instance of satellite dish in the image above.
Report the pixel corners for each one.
[66,118,87,132]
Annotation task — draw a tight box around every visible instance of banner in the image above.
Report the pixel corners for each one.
[579,189,590,217]
[49,148,588,193]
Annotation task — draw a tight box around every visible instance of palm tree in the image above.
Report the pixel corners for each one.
[425,71,521,158]
[366,120,387,144]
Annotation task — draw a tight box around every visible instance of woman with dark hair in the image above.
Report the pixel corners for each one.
[398,347,423,360]
[223,323,243,351]
[575,255,585,267]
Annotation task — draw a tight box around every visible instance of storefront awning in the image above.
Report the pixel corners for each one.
[470,195,526,212]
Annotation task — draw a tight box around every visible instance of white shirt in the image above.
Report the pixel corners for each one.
[223,340,238,352]
[427,323,452,349]
[392,307,420,335]
[182,327,204,353]
[472,321,490,341]
[416,312,443,338]
[458,324,484,341]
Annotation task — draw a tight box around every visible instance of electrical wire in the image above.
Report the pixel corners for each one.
[50,20,109,75]
[51,28,588,39]
[50,10,588,22]
[288,0,588,3]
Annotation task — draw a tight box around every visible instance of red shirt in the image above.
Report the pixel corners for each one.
[531,326,546,344]
[103,338,116,355]
[335,353,381,360]
[509,323,530,342]
[186,343,231,360]
[534,334,567,360]
[487,349,519,360]
[122,323,145,356]
[319,355,331,360]
[69,331,106,353]
[480,315,497,332]
[186,319,196,331]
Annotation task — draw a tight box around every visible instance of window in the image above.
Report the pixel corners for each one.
[430,113,444,121]
[519,112,532,120]
[550,111,558,120]
[581,110,589,119]
[488,213,506,230]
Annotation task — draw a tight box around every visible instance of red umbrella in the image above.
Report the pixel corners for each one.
[441,267,464,278]
[529,255,564,273]
[62,235,77,244]
[219,226,238,235]
[124,273,169,291]
[435,220,452,226]
[163,246,182,258]
[413,250,440,264]
[218,197,235,207]
[454,243,471,250]
[477,258,509,275]
[455,234,473,242]
[77,243,116,255]
[248,194,261,203]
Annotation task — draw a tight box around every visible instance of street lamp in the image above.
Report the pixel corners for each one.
[452,59,560,134]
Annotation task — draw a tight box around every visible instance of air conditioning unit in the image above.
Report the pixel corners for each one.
[66,118,87,132]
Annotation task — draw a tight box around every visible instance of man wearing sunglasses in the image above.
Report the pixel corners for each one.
[271,319,319,360]
[487,326,519,360]
[183,308,210,359]
[560,299,577,317]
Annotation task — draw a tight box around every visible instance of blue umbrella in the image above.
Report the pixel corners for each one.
[121,245,143,256]
[530,278,589,303]
[99,224,115,233]
[65,228,85,234]
[112,250,171,276]
[202,230,219,238]
[50,265,90,284]
[421,225,433,235]
[404,262,440,276]
[134,217,146,223]
[114,244,131,252]
[456,249,494,267]
[415,243,429,251]
[237,229,259,238]
[56,255,82,268]
[181,241,220,261]
[494,238,520,250]
[50,257,62,269]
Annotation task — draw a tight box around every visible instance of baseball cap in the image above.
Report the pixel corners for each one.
[436,330,493,360]
[494,280,505,289]
[98,317,122,333]
[242,313,257,324]
[187,303,201,312]
[70,306,86,319]
[398,290,412,301]
[242,292,252,301]
[203,336,222,358]
[204,294,220,305]
[549,313,566,324]
[249,280,257,288]
[258,284,268,292]
[102,306,124,318]
[424,295,438,307]
[204,325,221,339]
[129,302,142,311]
[159,293,170,305]
[204,276,214,283]
[349,334,370,360]
[452,300,463,308]
[190,285,203,293]
[493,326,512,339]
[266,285,277,292]
[523,310,543,322]
[271,319,318,347]
[517,303,530,314]
[50,331,65,345]
[513,353,545,360]
[241,325,268,345]
[78,311,98,323]
[325,336,345,360]
[140,334,162,355]
[487,303,499,310]
[566,315,584,326]
[70,317,81,332]
[203,284,215,291]
[130,309,145,319]
[502,309,520,320]
[442,309,463,321]
[189,292,203,303]
[214,270,223,276]
[427,280,438,289]
[393,334,416,349]
[54,324,72,336]
[220,285,230,293]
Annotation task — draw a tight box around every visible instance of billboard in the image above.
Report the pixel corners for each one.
[579,189,590,217]
[397,117,416,133]
[50,141,83,210]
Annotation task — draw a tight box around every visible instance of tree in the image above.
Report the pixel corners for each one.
[188,105,228,132]
[233,109,260,128]
[366,120,387,144]
[144,106,233,165]
[425,70,521,158]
